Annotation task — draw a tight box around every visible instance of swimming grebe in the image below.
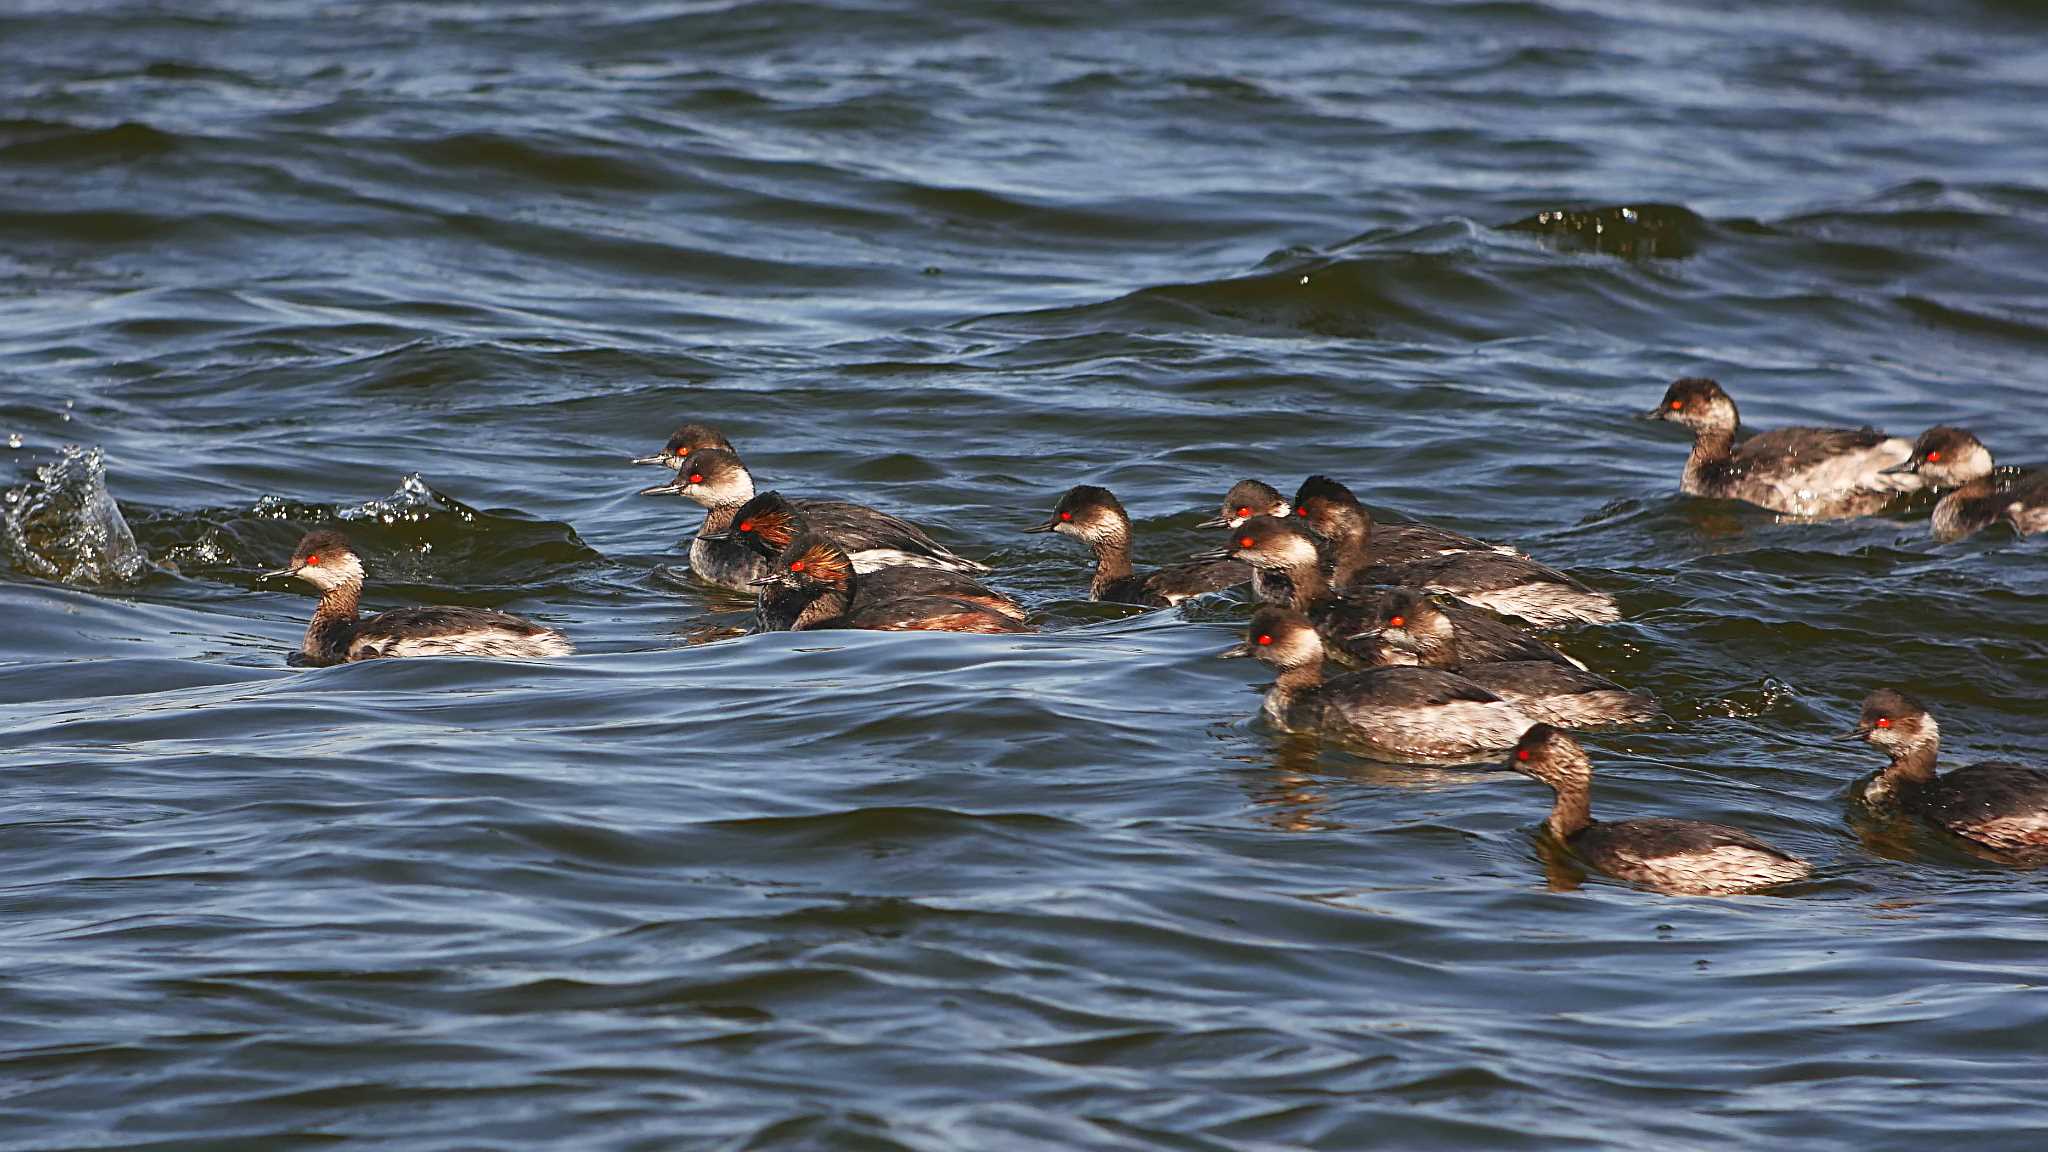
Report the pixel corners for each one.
[1025,484,1248,607]
[754,533,1034,634]
[639,448,988,591]
[1222,606,1531,762]
[1640,377,1920,519]
[629,422,737,468]
[1510,725,1811,895]
[1880,426,2048,541]
[1844,688,2048,858]
[263,530,572,666]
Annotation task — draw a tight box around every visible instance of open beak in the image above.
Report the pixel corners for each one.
[1879,459,1921,476]
[1194,514,1233,529]
[1021,520,1060,534]
[1217,641,1253,659]
[638,478,687,496]
[630,452,678,467]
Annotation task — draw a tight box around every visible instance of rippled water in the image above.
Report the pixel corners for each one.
[6,2,2048,1147]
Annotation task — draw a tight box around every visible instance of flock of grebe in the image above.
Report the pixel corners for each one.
[262,377,2048,892]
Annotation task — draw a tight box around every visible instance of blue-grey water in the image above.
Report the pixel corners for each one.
[5,2,2048,1148]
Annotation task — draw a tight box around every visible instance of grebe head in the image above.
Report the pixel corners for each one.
[756,532,856,594]
[1882,426,1994,486]
[631,422,736,468]
[637,447,756,506]
[1843,688,1938,756]
[1024,484,1130,545]
[708,490,805,558]
[1643,377,1738,435]
[1508,723,1594,792]
[1197,478,1290,529]
[1201,515,1321,571]
[1219,605,1323,670]
[265,529,365,593]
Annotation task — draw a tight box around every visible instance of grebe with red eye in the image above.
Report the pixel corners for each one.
[262,529,572,667]
[639,448,989,592]
[628,422,736,468]
[1508,725,1810,895]
[1879,426,2048,541]
[1220,605,1531,762]
[1640,377,1920,519]
[712,490,1026,623]
[1843,688,2048,859]
[753,533,1033,634]
[1196,478,1291,530]
[1025,484,1248,607]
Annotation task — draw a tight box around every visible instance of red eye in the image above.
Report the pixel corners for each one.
[1516,748,1530,761]
[738,520,753,532]
[1236,506,1250,517]
[1388,615,1405,628]
[674,447,689,457]
[1875,717,1891,729]
[1670,400,1683,411]
[1256,634,1272,646]
[304,554,320,566]
[1238,536,1254,548]
[1059,511,1072,521]
[688,473,703,484]
[1926,451,1942,463]
[1294,507,1307,517]
[789,559,806,573]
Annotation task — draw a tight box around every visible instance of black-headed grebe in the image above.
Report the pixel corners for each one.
[755,533,1033,634]
[1641,377,1919,519]
[1844,688,2048,858]
[1881,426,2048,541]
[640,448,987,591]
[1026,485,1248,607]
[1213,514,1618,628]
[1196,478,1291,529]
[1510,725,1810,895]
[1222,606,1531,762]
[1193,516,1386,665]
[629,422,737,468]
[1292,475,1515,575]
[264,530,572,666]
[1354,590,1656,729]
[709,490,1026,620]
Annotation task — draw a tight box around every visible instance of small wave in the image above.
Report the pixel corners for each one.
[1500,203,1706,259]
[1,446,148,586]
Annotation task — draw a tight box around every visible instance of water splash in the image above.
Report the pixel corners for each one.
[2,445,149,585]
[338,473,481,527]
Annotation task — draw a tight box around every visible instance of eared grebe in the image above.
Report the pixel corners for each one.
[1510,725,1811,895]
[1354,589,1655,729]
[629,422,737,468]
[754,533,1033,634]
[1844,688,2048,858]
[1292,475,1515,574]
[1222,606,1531,762]
[1025,485,1248,607]
[1880,426,2048,541]
[1196,478,1291,529]
[639,448,988,591]
[1641,377,1920,519]
[711,490,1026,621]
[263,530,572,666]
[1211,514,1619,628]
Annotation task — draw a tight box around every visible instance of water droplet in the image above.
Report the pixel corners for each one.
[6,433,20,449]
